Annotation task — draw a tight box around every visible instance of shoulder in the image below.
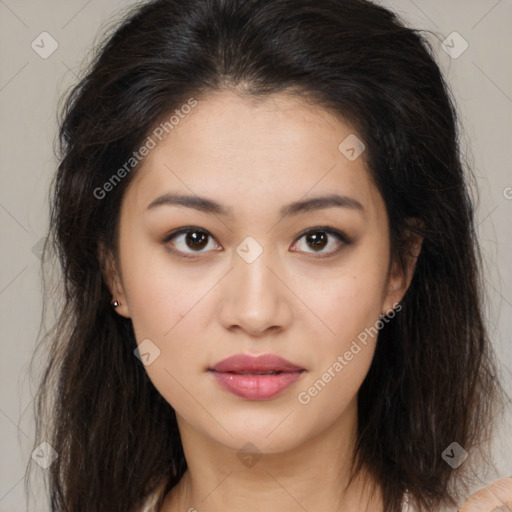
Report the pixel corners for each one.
[459,477,512,512]
[403,478,512,512]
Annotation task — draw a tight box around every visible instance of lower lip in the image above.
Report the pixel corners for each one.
[210,370,304,400]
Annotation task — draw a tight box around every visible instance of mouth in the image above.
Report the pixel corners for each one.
[208,353,306,400]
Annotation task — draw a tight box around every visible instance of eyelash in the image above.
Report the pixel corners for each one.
[162,225,352,260]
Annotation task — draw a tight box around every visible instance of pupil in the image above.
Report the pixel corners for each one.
[186,231,208,250]
[308,232,327,250]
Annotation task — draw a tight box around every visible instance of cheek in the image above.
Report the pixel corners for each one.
[295,246,389,405]
[331,281,384,343]
[294,274,386,418]
[118,236,215,365]
[313,256,389,351]
[293,340,376,440]
[123,265,209,414]
[119,230,196,336]
[297,282,381,398]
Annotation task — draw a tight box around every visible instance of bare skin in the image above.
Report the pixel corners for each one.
[459,477,512,512]
[105,90,422,512]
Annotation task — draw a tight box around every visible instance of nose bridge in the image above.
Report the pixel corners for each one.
[234,236,279,311]
[219,235,292,335]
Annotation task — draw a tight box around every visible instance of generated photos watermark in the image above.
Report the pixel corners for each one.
[297,302,402,405]
[93,98,198,200]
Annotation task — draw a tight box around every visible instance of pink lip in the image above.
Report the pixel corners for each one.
[211,353,304,373]
[208,354,305,400]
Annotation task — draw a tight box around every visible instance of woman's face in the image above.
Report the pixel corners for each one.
[109,91,413,454]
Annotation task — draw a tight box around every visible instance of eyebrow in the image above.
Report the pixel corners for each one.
[146,192,364,218]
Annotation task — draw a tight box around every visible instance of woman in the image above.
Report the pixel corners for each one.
[30,0,508,511]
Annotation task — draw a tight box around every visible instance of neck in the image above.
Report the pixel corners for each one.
[161,398,384,512]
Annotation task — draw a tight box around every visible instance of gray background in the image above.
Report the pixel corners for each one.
[1,0,511,510]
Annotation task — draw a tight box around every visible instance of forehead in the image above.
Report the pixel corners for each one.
[122,90,384,221]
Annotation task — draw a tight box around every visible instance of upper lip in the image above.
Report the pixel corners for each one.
[209,353,304,373]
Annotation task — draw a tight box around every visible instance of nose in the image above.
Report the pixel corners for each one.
[217,243,293,337]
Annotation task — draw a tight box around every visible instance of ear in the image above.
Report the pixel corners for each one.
[381,223,423,316]
[98,241,131,318]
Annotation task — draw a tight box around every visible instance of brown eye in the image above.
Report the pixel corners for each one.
[291,227,350,257]
[163,227,220,256]
[305,231,328,251]
[183,231,209,250]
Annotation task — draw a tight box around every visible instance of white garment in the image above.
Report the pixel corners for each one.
[140,493,159,512]
[401,491,412,511]
[140,487,457,511]
[140,480,166,512]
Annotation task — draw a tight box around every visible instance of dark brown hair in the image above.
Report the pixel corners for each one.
[29,0,504,511]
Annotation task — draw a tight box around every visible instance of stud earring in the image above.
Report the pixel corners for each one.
[112,300,120,309]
